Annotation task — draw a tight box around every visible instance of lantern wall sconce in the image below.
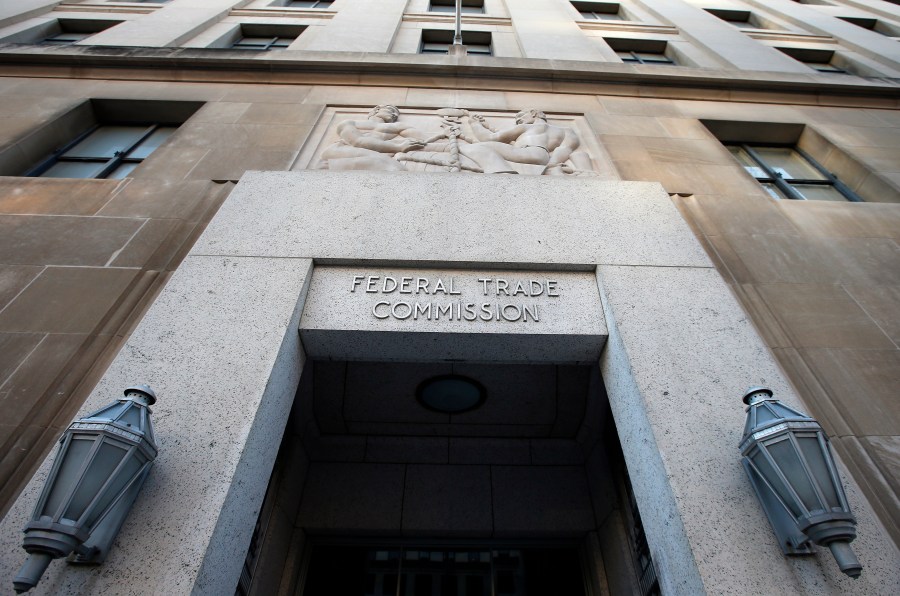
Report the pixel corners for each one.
[740,386,861,579]
[13,385,158,594]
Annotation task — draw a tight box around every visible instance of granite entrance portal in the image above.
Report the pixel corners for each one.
[249,359,620,595]
[0,172,897,595]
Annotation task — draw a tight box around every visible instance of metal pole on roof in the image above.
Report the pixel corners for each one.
[454,0,463,45]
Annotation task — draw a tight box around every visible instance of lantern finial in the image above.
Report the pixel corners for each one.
[742,386,773,405]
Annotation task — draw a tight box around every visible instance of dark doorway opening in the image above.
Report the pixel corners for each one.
[303,545,586,596]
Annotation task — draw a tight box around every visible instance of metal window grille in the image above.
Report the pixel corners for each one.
[41,32,90,44]
[232,36,294,50]
[573,1,624,20]
[429,0,485,14]
[727,143,862,202]
[624,472,661,596]
[25,124,176,179]
[420,31,492,55]
[286,0,333,8]
[616,50,673,64]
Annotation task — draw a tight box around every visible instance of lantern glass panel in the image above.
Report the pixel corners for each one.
[64,440,127,522]
[118,404,143,428]
[768,437,821,512]
[756,404,779,424]
[83,451,144,528]
[750,449,802,517]
[798,435,839,509]
[41,436,93,518]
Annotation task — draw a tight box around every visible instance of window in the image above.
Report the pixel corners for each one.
[606,38,674,65]
[572,1,624,21]
[16,99,202,180]
[705,9,773,30]
[39,19,120,45]
[727,144,862,201]
[777,47,846,73]
[26,125,175,179]
[230,24,303,50]
[279,0,333,8]
[429,0,484,14]
[839,16,898,37]
[420,30,492,55]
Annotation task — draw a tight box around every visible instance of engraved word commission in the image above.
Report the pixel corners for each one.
[350,275,560,323]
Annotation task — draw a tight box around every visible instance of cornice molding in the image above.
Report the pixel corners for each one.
[0,45,896,103]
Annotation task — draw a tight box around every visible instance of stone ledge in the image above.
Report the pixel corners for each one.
[0,44,898,99]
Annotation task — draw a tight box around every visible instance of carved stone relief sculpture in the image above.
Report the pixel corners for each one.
[316,105,597,176]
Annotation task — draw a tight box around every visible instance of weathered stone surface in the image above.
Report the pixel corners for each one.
[0,255,313,595]
[191,171,712,268]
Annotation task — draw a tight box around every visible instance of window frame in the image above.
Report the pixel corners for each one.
[227,23,305,51]
[24,123,172,179]
[428,0,485,14]
[231,36,294,51]
[777,47,848,74]
[605,38,675,65]
[727,142,863,202]
[615,50,673,65]
[572,1,625,21]
[419,29,492,55]
[281,0,333,8]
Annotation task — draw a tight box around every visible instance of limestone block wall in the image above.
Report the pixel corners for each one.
[0,57,897,561]
[2,0,900,75]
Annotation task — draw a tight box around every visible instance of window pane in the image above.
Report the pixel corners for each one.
[635,52,672,63]
[422,42,449,53]
[467,44,492,55]
[108,162,139,179]
[728,147,769,178]
[127,126,174,159]
[811,63,846,73]
[752,147,826,180]
[63,126,147,159]
[42,161,107,179]
[762,183,788,200]
[44,32,89,44]
[791,184,848,201]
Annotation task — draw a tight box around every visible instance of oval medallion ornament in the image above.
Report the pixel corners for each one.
[416,375,486,414]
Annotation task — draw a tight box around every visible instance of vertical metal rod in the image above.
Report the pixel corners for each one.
[454,0,463,45]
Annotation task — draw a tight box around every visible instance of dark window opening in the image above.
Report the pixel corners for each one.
[283,0,334,7]
[606,38,674,65]
[430,0,485,14]
[705,8,772,30]
[777,47,847,73]
[40,19,121,45]
[572,1,624,21]
[231,24,305,50]
[420,29,492,55]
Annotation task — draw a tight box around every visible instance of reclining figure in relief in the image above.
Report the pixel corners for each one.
[317,105,596,176]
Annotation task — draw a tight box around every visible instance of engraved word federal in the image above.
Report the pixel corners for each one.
[350,275,560,323]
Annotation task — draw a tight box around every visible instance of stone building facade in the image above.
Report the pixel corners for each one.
[0,1,898,595]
